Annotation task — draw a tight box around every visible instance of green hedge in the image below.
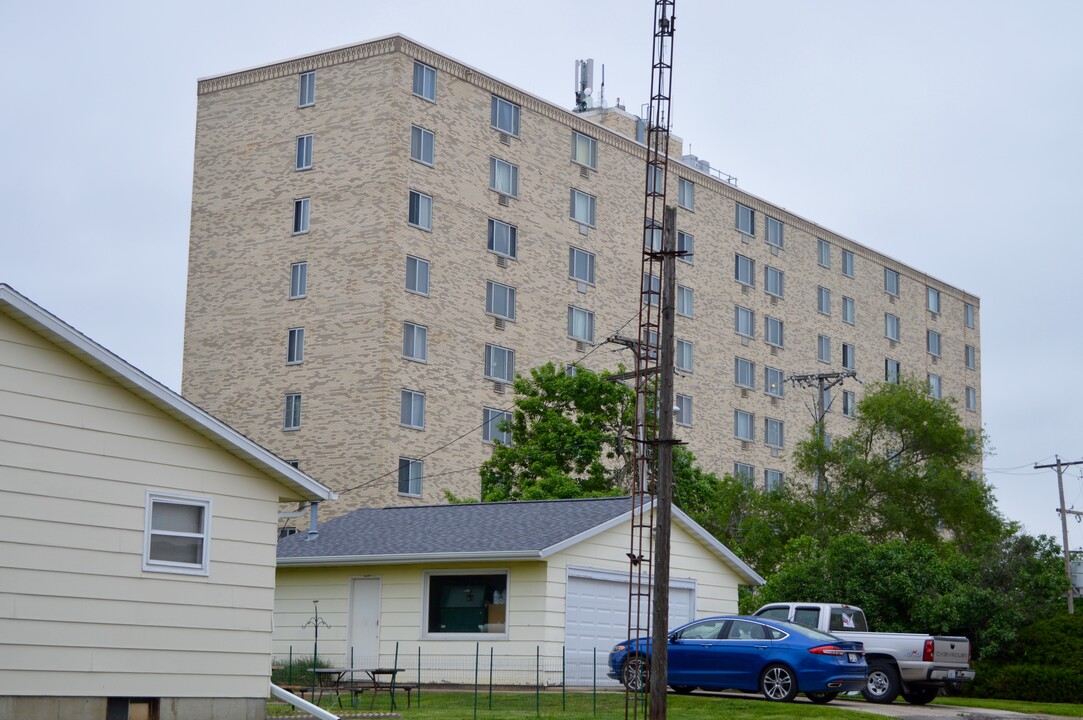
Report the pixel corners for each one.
[967,613,1083,703]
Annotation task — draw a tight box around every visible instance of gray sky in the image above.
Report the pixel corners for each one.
[3,1,1081,548]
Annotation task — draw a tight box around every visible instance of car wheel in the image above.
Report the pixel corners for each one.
[862,660,901,704]
[621,655,648,693]
[760,664,799,702]
[671,685,696,695]
[805,691,838,704]
[901,687,939,705]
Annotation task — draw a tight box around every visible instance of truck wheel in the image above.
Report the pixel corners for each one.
[621,655,648,693]
[902,687,939,705]
[862,660,901,704]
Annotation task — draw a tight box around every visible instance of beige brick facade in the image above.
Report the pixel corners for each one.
[183,35,981,520]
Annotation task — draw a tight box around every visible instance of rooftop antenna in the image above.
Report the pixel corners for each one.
[574,58,594,113]
[599,64,606,108]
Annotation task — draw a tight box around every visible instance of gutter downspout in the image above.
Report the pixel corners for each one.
[270,682,338,720]
[308,502,319,539]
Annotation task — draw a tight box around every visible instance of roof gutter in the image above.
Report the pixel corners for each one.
[277,549,545,567]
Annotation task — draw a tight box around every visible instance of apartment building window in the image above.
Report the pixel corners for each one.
[735,306,754,338]
[842,343,855,371]
[398,457,423,496]
[966,344,976,370]
[765,316,784,348]
[765,418,784,449]
[885,313,900,342]
[965,302,975,328]
[766,217,784,249]
[644,273,661,308]
[412,61,436,101]
[817,239,831,268]
[408,190,432,230]
[400,389,426,429]
[824,386,833,413]
[677,285,693,317]
[927,330,941,357]
[483,408,512,445]
[491,96,520,136]
[406,256,430,296]
[842,390,856,418]
[884,268,900,297]
[410,125,435,166]
[927,287,941,314]
[486,281,516,321]
[765,266,784,298]
[489,157,519,197]
[765,366,784,398]
[287,327,305,365]
[569,246,595,285]
[675,394,693,426]
[842,296,855,325]
[678,178,695,210]
[572,131,597,169]
[647,164,664,195]
[570,189,596,226]
[842,249,854,278]
[143,491,211,575]
[735,357,755,389]
[290,262,308,299]
[403,322,428,362]
[298,71,315,107]
[764,469,784,491]
[817,286,831,315]
[927,374,942,399]
[885,358,901,384]
[737,203,755,235]
[676,339,693,372]
[484,343,515,383]
[482,219,518,260]
[734,463,755,486]
[293,197,310,234]
[284,393,302,430]
[644,222,661,253]
[677,231,694,264]
[735,254,755,286]
[818,335,831,364]
[966,386,977,412]
[735,410,755,442]
[296,134,313,170]
[568,306,595,343]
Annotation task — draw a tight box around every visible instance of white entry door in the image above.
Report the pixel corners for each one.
[348,577,381,668]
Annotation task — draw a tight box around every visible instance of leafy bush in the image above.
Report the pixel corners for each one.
[967,613,1083,702]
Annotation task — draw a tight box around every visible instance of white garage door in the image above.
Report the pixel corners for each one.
[565,569,695,686]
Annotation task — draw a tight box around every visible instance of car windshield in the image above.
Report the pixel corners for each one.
[772,620,843,642]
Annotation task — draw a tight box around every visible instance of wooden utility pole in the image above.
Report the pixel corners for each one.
[789,370,856,494]
[1034,456,1083,614]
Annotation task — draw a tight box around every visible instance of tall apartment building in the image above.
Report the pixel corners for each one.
[183,35,981,520]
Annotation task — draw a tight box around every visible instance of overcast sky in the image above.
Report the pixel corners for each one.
[3,1,1081,549]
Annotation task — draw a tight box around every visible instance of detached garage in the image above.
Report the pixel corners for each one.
[273,496,762,685]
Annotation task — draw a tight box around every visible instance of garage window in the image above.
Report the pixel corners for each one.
[143,491,211,575]
[425,572,507,635]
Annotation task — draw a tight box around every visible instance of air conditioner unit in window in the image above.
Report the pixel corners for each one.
[576,341,587,353]
[770,245,779,256]
[494,318,506,331]
[741,441,751,451]
[770,346,779,356]
[499,132,511,145]
[498,194,510,206]
[741,285,749,295]
[889,295,897,304]
[930,312,939,321]
[931,355,939,364]
[580,166,589,179]
[741,389,749,399]
[771,397,780,407]
[889,340,897,349]
[493,381,506,394]
[770,296,778,305]
[496,255,508,268]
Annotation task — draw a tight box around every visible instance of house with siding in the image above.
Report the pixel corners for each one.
[0,284,335,720]
[274,496,763,686]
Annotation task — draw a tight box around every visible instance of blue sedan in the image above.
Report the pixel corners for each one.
[607,615,867,703]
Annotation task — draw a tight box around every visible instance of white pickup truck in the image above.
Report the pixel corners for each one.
[753,602,975,705]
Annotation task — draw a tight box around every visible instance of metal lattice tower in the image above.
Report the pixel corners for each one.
[626,2,675,718]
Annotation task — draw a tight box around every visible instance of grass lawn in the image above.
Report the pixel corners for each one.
[934,696,1083,717]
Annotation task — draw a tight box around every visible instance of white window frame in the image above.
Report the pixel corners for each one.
[734,463,755,485]
[491,96,521,136]
[765,418,784,449]
[421,569,509,637]
[296,134,313,171]
[734,410,755,442]
[569,246,595,285]
[817,238,831,268]
[736,203,755,235]
[766,216,784,249]
[817,286,831,315]
[966,344,976,370]
[400,388,426,429]
[735,254,754,286]
[488,219,518,259]
[410,125,435,166]
[486,280,517,321]
[678,178,695,210]
[765,266,784,298]
[735,305,754,338]
[406,255,430,296]
[928,374,942,399]
[293,197,310,234]
[842,390,856,418]
[676,339,693,372]
[644,273,661,308]
[403,322,428,363]
[489,156,520,197]
[284,392,302,430]
[735,357,754,389]
[842,342,855,371]
[567,306,595,343]
[570,188,596,227]
[966,386,977,412]
[412,61,436,102]
[290,261,308,299]
[885,313,900,342]
[927,330,941,357]
[647,164,664,195]
[677,231,694,264]
[884,268,900,297]
[885,358,901,384]
[644,222,662,253]
[572,131,597,169]
[765,366,784,398]
[818,335,831,364]
[965,303,975,328]
[398,457,423,496]
[765,316,783,348]
[764,469,784,491]
[298,71,315,107]
[287,327,305,365]
[484,343,515,383]
[675,394,693,427]
[927,287,941,314]
[483,408,512,445]
[842,249,854,278]
[143,491,212,576]
[842,296,855,325]
[676,285,693,318]
[408,190,432,231]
